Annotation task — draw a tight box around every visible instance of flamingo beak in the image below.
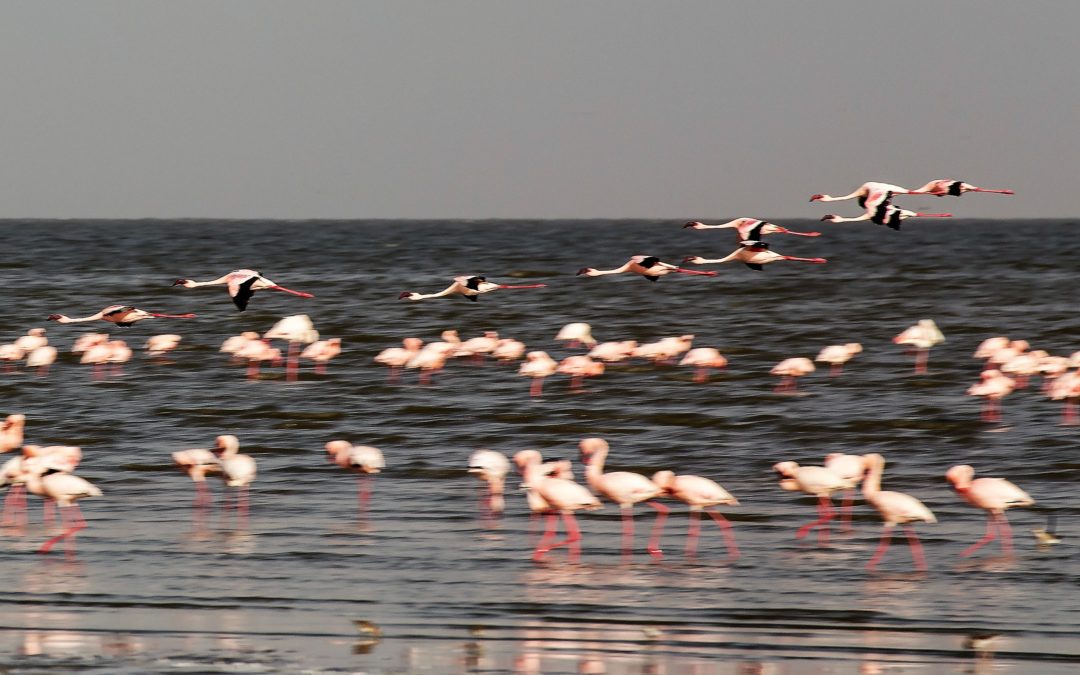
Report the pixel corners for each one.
[683,221,700,229]
[809,194,824,202]
[398,291,413,299]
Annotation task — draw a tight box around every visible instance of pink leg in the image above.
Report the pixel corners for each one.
[387,365,400,383]
[867,525,894,570]
[693,367,708,383]
[914,349,928,374]
[569,375,583,391]
[561,512,582,562]
[533,512,559,561]
[287,343,299,382]
[904,525,927,571]
[646,501,669,558]
[247,361,259,380]
[316,363,326,375]
[357,474,373,519]
[706,508,740,561]
[996,513,1014,556]
[419,370,432,386]
[840,489,855,531]
[961,515,999,557]
[621,507,635,558]
[1062,400,1078,425]
[685,509,702,557]
[529,378,544,397]
[2,485,25,526]
[830,364,842,377]
[238,486,250,526]
[795,496,834,545]
[38,504,86,556]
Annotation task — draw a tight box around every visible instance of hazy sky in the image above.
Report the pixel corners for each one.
[0,1,1075,219]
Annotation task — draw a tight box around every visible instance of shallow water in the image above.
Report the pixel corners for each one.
[0,219,1077,673]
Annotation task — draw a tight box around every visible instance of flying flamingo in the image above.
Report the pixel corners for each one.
[21,456,102,556]
[861,453,937,572]
[467,449,510,515]
[47,305,196,326]
[945,464,1033,558]
[770,357,816,393]
[513,449,602,562]
[809,181,914,208]
[651,470,739,559]
[579,437,668,559]
[173,269,314,311]
[908,180,1014,197]
[264,314,319,382]
[519,351,558,397]
[967,369,1015,423]
[821,205,952,230]
[678,348,728,383]
[374,337,424,382]
[824,452,865,530]
[215,435,256,523]
[894,319,945,374]
[555,322,597,348]
[815,343,862,377]
[326,441,384,518]
[683,242,826,270]
[399,276,546,301]
[172,447,222,516]
[576,255,717,281]
[773,461,851,545]
[683,218,821,240]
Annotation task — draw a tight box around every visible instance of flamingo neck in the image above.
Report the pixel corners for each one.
[862,458,882,498]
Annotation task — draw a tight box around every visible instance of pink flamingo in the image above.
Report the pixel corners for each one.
[492,338,526,363]
[557,355,604,392]
[862,453,937,572]
[824,453,865,530]
[770,357,816,393]
[0,454,29,528]
[399,276,545,301]
[519,351,559,397]
[173,269,313,311]
[0,414,25,452]
[579,437,668,559]
[946,465,1034,557]
[1048,370,1080,425]
[555,323,597,349]
[684,217,821,240]
[908,180,1014,197]
[678,348,728,383]
[374,337,424,382]
[47,305,196,326]
[467,449,510,515]
[773,461,851,545]
[215,435,256,524]
[821,206,951,230]
[651,470,739,559]
[684,242,826,271]
[14,328,48,352]
[634,335,695,364]
[588,340,638,363]
[810,181,914,208]
[577,255,717,281]
[514,450,602,562]
[894,319,945,374]
[815,343,863,376]
[967,369,1015,423]
[326,441,384,518]
[220,332,260,357]
[235,338,282,380]
[145,334,182,358]
[301,338,342,374]
[21,456,102,556]
[172,447,221,515]
[264,314,318,382]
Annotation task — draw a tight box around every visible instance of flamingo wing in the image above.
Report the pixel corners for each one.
[231,276,259,311]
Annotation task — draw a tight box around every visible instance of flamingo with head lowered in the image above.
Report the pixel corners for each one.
[47,305,195,327]
[908,180,1014,197]
[684,242,826,271]
[577,255,717,282]
[399,276,546,301]
[173,269,313,311]
[684,218,820,240]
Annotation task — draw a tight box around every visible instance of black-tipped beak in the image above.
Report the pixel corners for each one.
[575,268,591,276]
[398,291,413,299]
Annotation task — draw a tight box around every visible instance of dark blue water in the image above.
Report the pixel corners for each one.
[0,219,1077,673]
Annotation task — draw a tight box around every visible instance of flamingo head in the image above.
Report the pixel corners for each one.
[682,256,704,264]
[772,461,799,477]
[45,314,64,322]
[578,437,608,462]
[820,214,839,222]
[651,470,676,491]
[576,267,596,276]
[809,194,825,202]
[683,221,705,229]
[173,279,195,287]
[945,464,975,488]
[398,291,417,300]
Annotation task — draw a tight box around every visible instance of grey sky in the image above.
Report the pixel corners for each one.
[0,1,1075,219]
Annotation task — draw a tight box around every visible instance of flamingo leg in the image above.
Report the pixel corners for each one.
[286,343,299,382]
[529,378,544,397]
[840,489,855,532]
[2,485,26,527]
[357,474,373,520]
[387,365,401,383]
[238,486,250,526]
[706,507,740,561]
[1062,400,1077,425]
[646,501,669,559]
[961,515,999,557]
[904,525,927,571]
[996,512,1014,556]
[533,512,559,561]
[685,508,702,557]
[795,496,834,545]
[38,504,86,556]
[247,360,259,380]
[621,506,635,558]
[693,366,709,383]
[867,525,895,570]
[569,375,583,391]
[914,348,928,374]
[830,364,842,377]
[419,370,432,386]
[562,511,582,562]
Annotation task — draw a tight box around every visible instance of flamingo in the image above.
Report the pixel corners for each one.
[557,355,604,392]
[47,305,196,326]
[325,441,384,517]
[406,340,457,386]
[974,336,1011,363]
[773,461,851,545]
[455,331,500,363]
[80,341,114,379]
[0,454,29,528]
[967,369,1015,423]
[684,242,826,270]
[770,357,816,393]
[893,319,945,374]
[555,322,597,348]
[264,314,319,381]
[492,338,526,363]
[519,351,559,397]
[651,470,739,559]
[945,465,1034,557]
[173,269,313,311]
[72,332,109,354]
[861,453,936,571]
[0,344,24,372]
[576,255,717,281]
[21,456,102,556]
[513,449,602,562]
[220,332,261,356]
[172,447,222,514]
[374,337,424,382]
[25,346,57,376]
[235,338,282,380]
[908,180,1014,197]
[810,181,914,208]
[214,435,256,522]
[821,205,951,230]
[824,452,866,530]
[301,338,342,374]
[579,437,668,559]
[815,343,863,376]
[1048,370,1080,425]
[0,414,25,452]
[399,276,545,301]
[678,348,728,383]
[1000,351,1042,389]
[588,340,638,363]
[467,449,510,515]
[145,334,182,358]
[634,335,695,364]
[683,218,821,240]
[14,328,48,352]
[105,340,132,376]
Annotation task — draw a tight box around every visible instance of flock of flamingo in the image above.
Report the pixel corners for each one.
[0,177,1071,569]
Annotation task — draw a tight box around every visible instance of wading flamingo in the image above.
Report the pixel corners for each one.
[519,351,559,397]
[894,319,945,374]
[770,357,816,393]
[773,461,851,545]
[651,470,739,559]
[326,441,384,518]
[264,314,319,382]
[47,306,196,326]
[215,435,256,523]
[399,276,545,301]
[967,369,1015,423]
[173,269,313,311]
[172,447,222,515]
[467,449,510,515]
[678,348,728,383]
[577,255,717,281]
[945,464,1033,557]
[22,456,102,556]
[514,450,602,562]
[374,337,424,382]
[862,453,937,572]
[824,452,866,530]
[555,322,597,348]
[815,343,863,376]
